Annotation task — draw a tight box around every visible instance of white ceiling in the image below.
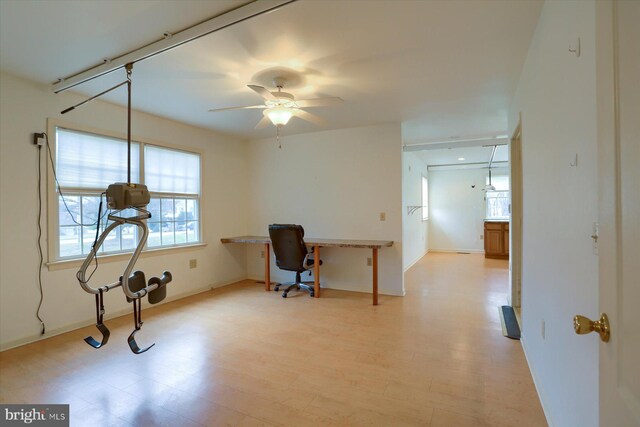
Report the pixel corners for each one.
[415,144,508,167]
[0,0,543,141]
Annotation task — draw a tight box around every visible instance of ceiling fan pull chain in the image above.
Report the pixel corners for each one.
[277,125,282,149]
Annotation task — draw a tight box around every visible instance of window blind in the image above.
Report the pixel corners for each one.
[56,128,139,188]
[144,145,200,195]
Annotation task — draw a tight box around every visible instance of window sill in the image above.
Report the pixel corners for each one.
[46,243,207,272]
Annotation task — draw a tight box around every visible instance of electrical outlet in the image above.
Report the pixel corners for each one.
[379,212,386,221]
[189,259,197,269]
[366,257,372,266]
[260,250,265,259]
[33,132,45,146]
[541,319,546,340]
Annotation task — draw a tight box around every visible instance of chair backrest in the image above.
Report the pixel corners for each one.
[268,224,308,272]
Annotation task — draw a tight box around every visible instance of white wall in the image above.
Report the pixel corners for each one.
[0,72,249,349]
[402,152,429,270]
[428,168,507,253]
[508,1,599,426]
[246,124,404,296]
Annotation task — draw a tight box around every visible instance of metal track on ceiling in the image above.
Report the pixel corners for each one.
[52,0,297,93]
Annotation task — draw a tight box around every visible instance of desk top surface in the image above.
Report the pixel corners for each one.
[221,235,393,249]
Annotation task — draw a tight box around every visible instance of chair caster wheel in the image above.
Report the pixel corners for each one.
[282,292,287,298]
[309,293,314,297]
[274,287,280,292]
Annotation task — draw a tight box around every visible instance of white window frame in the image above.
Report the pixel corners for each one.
[421,175,429,221]
[46,119,204,265]
[144,194,201,249]
[485,174,510,220]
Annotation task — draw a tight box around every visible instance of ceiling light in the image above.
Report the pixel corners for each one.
[458,157,465,161]
[266,106,294,126]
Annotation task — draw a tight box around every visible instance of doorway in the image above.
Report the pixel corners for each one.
[509,120,523,322]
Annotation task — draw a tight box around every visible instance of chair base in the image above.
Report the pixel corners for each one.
[274,280,315,298]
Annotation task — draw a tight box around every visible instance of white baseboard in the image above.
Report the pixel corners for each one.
[0,276,247,352]
[428,248,484,254]
[210,276,249,289]
[403,249,430,272]
[320,284,404,297]
[247,275,404,297]
[520,336,554,427]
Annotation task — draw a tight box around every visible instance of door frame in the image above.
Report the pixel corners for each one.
[596,0,640,424]
[509,119,523,310]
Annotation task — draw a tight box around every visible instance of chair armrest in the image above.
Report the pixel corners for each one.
[302,252,313,270]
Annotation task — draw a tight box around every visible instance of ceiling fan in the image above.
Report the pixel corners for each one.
[208,77,343,129]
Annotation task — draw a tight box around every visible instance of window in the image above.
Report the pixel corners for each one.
[144,145,200,249]
[51,126,201,261]
[485,175,510,219]
[421,175,429,220]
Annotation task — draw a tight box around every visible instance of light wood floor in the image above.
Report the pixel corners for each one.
[0,253,547,426]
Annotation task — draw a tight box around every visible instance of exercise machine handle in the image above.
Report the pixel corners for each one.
[77,212,158,300]
[148,271,172,288]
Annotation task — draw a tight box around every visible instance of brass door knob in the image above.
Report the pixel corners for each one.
[573,313,610,342]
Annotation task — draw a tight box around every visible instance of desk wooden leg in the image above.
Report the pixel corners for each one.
[314,245,320,298]
[372,247,378,305]
[265,243,271,291]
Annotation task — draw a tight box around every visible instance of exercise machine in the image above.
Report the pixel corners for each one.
[63,64,172,353]
[76,183,172,353]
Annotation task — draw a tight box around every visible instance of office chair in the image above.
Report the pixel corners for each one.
[268,224,321,298]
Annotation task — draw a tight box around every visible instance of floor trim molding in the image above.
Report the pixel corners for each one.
[0,276,247,352]
[246,275,404,297]
[520,337,555,427]
[428,248,485,254]
[403,249,429,272]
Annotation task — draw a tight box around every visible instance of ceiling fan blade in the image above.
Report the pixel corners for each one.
[248,84,276,101]
[208,105,266,112]
[295,97,344,108]
[292,109,327,126]
[255,115,272,129]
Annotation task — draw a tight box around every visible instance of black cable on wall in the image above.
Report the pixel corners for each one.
[36,141,45,335]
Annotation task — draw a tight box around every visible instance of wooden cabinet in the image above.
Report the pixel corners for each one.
[484,221,509,259]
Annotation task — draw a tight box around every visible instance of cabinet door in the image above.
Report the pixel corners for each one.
[486,229,503,255]
[503,225,510,255]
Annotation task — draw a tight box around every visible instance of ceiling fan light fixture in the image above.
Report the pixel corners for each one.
[266,106,294,126]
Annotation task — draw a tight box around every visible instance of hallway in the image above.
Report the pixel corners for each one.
[0,253,546,426]
[402,253,546,425]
